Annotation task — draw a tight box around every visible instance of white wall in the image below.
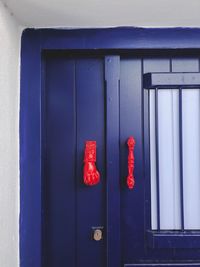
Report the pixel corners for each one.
[3,0,200,27]
[0,1,22,266]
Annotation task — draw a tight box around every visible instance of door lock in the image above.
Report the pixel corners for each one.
[92,227,103,241]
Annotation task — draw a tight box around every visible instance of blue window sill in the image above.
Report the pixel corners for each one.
[147,230,200,248]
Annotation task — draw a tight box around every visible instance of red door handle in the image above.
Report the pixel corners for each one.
[83,141,100,186]
[126,137,136,189]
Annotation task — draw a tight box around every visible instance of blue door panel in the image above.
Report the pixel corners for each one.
[142,56,200,262]
[120,58,144,262]
[120,58,172,263]
[75,58,106,267]
[105,56,121,267]
[43,56,76,267]
[43,55,106,267]
[120,56,200,265]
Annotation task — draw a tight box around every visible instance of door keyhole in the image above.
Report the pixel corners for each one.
[93,229,103,241]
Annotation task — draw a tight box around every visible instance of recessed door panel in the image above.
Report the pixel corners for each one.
[43,57,76,267]
[43,55,106,267]
[76,58,106,267]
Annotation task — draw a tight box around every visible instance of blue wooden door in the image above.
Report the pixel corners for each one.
[42,53,200,267]
[120,56,200,267]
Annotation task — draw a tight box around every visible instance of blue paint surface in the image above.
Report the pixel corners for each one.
[21,28,200,267]
[22,27,200,50]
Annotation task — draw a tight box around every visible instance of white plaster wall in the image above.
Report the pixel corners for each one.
[3,0,200,27]
[0,1,22,266]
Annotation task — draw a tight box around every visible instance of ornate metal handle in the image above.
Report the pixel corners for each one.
[126,137,136,189]
[83,141,100,186]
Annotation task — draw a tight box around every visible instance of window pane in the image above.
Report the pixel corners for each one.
[150,89,181,230]
[182,89,200,229]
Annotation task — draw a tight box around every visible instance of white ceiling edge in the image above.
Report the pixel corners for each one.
[20,25,200,29]
[13,26,200,31]
[3,0,200,28]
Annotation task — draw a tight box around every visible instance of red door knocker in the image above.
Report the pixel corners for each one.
[126,137,136,189]
[83,141,100,186]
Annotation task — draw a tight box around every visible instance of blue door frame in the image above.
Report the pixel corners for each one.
[20,27,200,267]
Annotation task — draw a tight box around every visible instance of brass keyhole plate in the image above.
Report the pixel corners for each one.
[92,227,104,241]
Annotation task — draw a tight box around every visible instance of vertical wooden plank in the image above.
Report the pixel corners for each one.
[105,56,120,267]
[120,58,144,262]
[43,56,76,267]
[76,58,106,267]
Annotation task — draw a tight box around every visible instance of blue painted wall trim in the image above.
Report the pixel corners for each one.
[22,27,200,50]
[20,27,200,267]
[20,29,42,267]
